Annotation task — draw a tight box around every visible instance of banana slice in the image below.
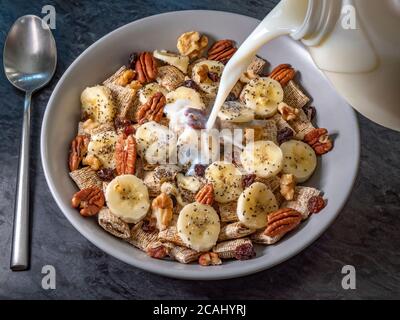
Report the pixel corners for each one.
[218,101,255,123]
[138,83,168,104]
[191,60,224,95]
[87,130,119,168]
[177,203,220,252]
[135,121,171,156]
[81,85,117,123]
[237,182,278,229]
[240,140,283,178]
[242,77,283,118]
[105,174,150,223]
[177,127,200,167]
[153,50,189,74]
[205,161,243,203]
[166,86,205,110]
[280,140,317,183]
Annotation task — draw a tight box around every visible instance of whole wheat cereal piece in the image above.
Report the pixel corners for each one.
[283,80,310,109]
[164,242,202,264]
[251,230,282,245]
[212,238,254,260]
[126,221,159,251]
[98,208,131,239]
[69,166,103,190]
[282,186,321,220]
[218,222,255,242]
[218,201,239,223]
[158,226,186,247]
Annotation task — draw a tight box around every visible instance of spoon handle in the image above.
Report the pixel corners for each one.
[10,92,32,271]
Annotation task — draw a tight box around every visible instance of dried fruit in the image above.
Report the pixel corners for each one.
[97,168,115,182]
[183,79,201,91]
[264,208,302,238]
[141,219,156,233]
[242,174,256,189]
[198,252,222,266]
[195,184,214,205]
[226,92,238,101]
[69,135,89,172]
[207,40,237,64]
[135,52,157,84]
[207,71,219,82]
[269,64,296,87]
[303,105,316,121]
[177,31,208,59]
[194,164,206,177]
[115,134,137,175]
[308,195,326,214]
[136,92,166,124]
[184,108,206,129]
[304,128,333,155]
[277,127,294,145]
[71,187,105,216]
[234,243,256,260]
[151,193,174,231]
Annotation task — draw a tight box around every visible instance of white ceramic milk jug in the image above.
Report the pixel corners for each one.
[290,0,400,131]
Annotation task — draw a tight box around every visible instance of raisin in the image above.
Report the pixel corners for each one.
[277,127,294,145]
[225,93,237,101]
[194,164,206,177]
[303,105,316,121]
[184,108,207,129]
[308,196,326,214]
[141,219,156,233]
[234,243,256,260]
[207,72,219,82]
[183,79,200,91]
[128,52,138,69]
[242,174,256,188]
[115,117,132,129]
[97,168,115,182]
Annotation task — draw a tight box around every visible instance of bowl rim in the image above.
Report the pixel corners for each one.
[41,10,360,280]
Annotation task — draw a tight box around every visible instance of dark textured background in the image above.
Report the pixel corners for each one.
[0,0,399,300]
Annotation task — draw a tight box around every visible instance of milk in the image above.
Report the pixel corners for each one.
[207,0,400,131]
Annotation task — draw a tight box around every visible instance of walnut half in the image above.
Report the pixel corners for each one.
[177,31,208,59]
[280,174,296,201]
[151,193,174,231]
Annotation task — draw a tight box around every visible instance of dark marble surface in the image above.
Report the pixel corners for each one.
[0,0,399,300]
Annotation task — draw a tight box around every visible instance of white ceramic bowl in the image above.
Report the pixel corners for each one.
[41,10,360,280]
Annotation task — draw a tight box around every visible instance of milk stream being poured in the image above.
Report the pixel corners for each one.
[206,0,309,130]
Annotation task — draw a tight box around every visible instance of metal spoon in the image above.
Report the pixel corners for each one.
[3,15,57,271]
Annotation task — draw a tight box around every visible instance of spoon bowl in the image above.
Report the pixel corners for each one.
[4,15,57,92]
[3,15,56,271]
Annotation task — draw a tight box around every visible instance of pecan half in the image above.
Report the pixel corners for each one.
[151,193,174,231]
[198,252,222,266]
[136,92,166,124]
[264,208,302,238]
[195,184,214,205]
[308,196,326,214]
[146,242,168,259]
[69,135,89,172]
[304,128,333,155]
[135,52,157,84]
[115,134,137,175]
[269,64,296,87]
[207,40,237,64]
[71,187,105,216]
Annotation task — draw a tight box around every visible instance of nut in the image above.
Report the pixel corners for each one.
[278,102,299,121]
[198,252,222,266]
[177,31,208,59]
[308,195,326,214]
[146,242,168,259]
[136,92,166,124]
[304,128,333,155]
[280,174,296,201]
[82,154,102,171]
[135,52,158,84]
[151,193,174,231]
[196,64,211,83]
[234,243,256,260]
[269,64,296,87]
[115,69,136,86]
[264,208,302,238]
[195,184,214,205]
[115,134,137,175]
[69,135,89,172]
[71,187,105,216]
[128,80,143,90]
[207,40,237,64]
